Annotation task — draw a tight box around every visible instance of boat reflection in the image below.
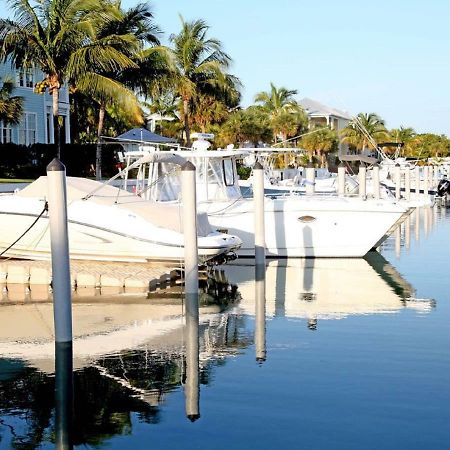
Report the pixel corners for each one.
[0,275,249,448]
[0,253,435,447]
[223,252,435,326]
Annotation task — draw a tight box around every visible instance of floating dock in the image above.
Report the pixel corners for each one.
[0,259,179,291]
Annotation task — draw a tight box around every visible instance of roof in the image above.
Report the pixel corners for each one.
[299,98,352,120]
[116,128,177,144]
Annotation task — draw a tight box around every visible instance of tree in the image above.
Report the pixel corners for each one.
[0,76,23,125]
[217,107,271,147]
[169,16,238,146]
[299,126,338,167]
[404,133,450,159]
[340,112,388,154]
[387,126,416,156]
[0,0,138,158]
[89,2,162,179]
[254,82,307,142]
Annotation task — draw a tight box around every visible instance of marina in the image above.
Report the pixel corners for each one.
[0,204,449,448]
[1,0,450,448]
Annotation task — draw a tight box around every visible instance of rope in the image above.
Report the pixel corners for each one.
[0,202,48,257]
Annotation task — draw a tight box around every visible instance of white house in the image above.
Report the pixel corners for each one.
[299,98,352,154]
[0,62,71,145]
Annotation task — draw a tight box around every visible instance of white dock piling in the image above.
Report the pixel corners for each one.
[181,160,200,422]
[372,164,380,199]
[254,162,266,265]
[423,166,430,200]
[255,263,266,363]
[404,168,411,201]
[395,164,401,200]
[358,164,367,199]
[414,166,421,199]
[338,163,346,197]
[47,159,72,344]
[306,163,315,196]
[181,162,199,295]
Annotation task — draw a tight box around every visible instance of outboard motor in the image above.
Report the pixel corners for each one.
[437,178,450,197]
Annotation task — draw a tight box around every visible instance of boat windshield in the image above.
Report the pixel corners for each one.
[148,154,242,203]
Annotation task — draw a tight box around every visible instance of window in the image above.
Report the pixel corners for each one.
[223,158,235,186]
[18,112,37,145]
[0,122,12,143]
[17,68,34,88]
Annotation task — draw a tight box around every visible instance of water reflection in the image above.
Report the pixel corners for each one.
[0,275,249,448]
[183,292,200,421]
[55,342,73,450]
[223,252,435,327]
[255,264,266,363]
[0,251,436,448]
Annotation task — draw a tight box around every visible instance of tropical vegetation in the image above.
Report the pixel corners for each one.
[1,0,450,174]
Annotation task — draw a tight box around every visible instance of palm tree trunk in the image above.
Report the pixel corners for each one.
[96,104,106,181]
[183,98,191,147]
[52,88,61,159]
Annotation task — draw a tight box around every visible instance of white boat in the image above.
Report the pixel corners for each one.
[118,142,412,258]
[0,176,242,264]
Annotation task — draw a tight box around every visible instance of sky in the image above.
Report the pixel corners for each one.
[4,0,449,136]
[120,0,450,136]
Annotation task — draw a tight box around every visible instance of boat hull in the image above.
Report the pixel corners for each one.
[0,196,240,264]
[205,197,409,258]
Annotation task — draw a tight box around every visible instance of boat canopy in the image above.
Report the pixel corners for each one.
[339,154,378,164]
[17,176,212,236]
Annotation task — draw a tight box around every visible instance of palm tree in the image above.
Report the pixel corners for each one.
[89,2,164,179]
[340,112,388,154]
[0,0,138,158]
[254,82,300,115]
[0,76,23,126]
[169,16,237,146]
[254,83,306,142]
[299,126,338,167]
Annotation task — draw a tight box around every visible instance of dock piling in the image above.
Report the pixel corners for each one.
[358,164,367,199]
[372,164,380,200]
[306,163,315,196]
[254,162,266,265]
[47,158,72,344]
[338,163,346,197]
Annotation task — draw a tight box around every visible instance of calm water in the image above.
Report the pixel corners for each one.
[0,206,450,449]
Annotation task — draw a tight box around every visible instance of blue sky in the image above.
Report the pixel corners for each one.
[4,0,448,135]
[120,0,450,136]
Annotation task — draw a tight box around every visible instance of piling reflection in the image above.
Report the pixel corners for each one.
[0,253,436,446]
[183,292,200,421]
[55,342,73,450]
[255,264,266,363]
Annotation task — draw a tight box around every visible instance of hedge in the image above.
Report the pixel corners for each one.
[0,143,123,179]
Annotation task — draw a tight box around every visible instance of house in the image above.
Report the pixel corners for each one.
[0,62,71,145]
[299,98,352,154]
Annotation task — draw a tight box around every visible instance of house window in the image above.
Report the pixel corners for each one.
[18,112,37,145]
[0,122,12,143]
[17,68,34,88]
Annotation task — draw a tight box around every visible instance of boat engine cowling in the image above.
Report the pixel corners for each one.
[437,178,450,197]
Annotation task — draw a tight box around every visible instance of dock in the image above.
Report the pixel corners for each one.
[0,259,179,301]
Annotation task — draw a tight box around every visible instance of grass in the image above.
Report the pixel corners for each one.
[0,178,33,183]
